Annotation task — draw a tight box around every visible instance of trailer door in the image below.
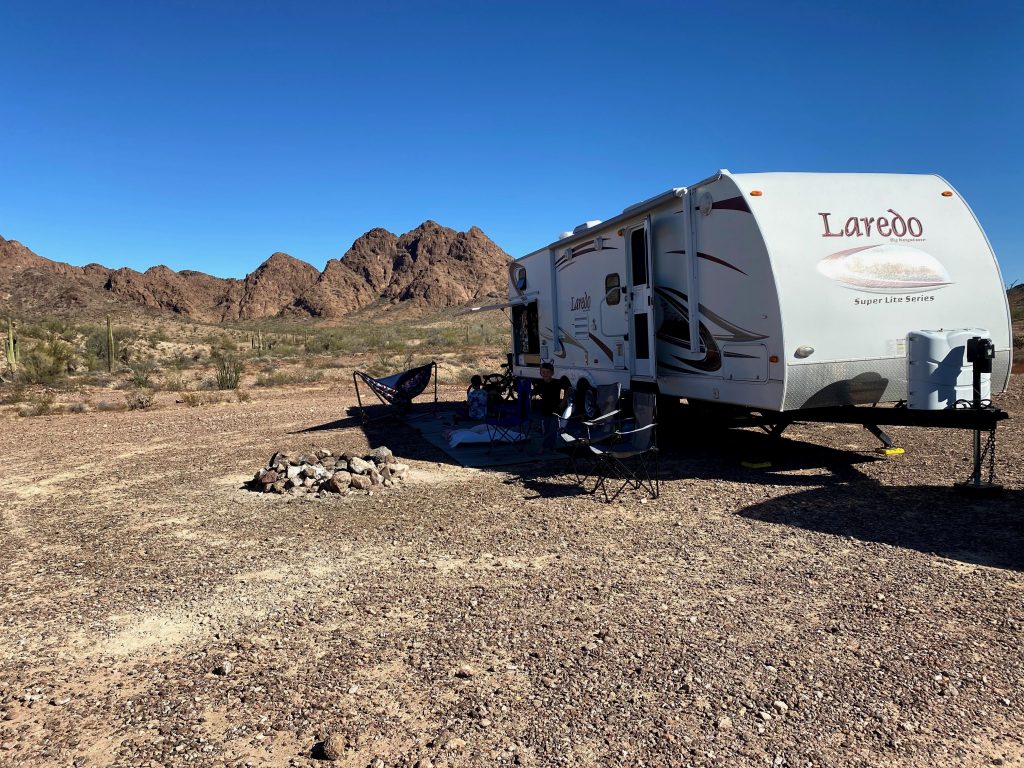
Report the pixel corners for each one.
[627,218,657,381]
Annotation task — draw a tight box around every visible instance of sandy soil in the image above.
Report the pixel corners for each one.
[0,377,1022,768]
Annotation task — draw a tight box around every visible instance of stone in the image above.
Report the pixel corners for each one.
[366,446,394,464]
[286,465,303,479]
[213,660,233,676]
[390,463,409,480]
[349,475,372,490]
[325,473,352,493]
[348,457,375,475]
[271,481,286,494]
[260,470,279,485]
[368,469,383,486]
[455,665,475,679]
[717,716,732,731]
[773,701,788,714]
[321,732,347,761]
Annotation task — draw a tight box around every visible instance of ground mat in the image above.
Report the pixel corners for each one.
[410,409,545,468]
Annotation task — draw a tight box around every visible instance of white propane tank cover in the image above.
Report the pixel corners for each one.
[906,328,991,410]
[572,220,602,234]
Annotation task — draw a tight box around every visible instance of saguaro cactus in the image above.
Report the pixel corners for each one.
[106,315,116,373]
[5,317,17,374]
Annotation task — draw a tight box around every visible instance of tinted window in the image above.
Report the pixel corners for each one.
[605,273,620,305]
[630,228,648,286]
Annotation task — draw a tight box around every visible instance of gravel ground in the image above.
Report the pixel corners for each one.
[0,376,1022,768]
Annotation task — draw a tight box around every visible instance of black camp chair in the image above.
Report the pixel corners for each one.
[558,382,621,486]
[589,391,659,502]
[485,376,534,450]
[353,361,437,423]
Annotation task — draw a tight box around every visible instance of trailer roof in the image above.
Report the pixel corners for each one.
[527,170,728,256]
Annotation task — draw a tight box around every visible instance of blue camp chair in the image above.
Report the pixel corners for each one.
[353,361,437,423]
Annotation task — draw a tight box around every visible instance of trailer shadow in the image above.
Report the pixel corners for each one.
[736,483,1024,572]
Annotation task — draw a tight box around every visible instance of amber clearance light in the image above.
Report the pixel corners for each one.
[941,191,953,197]
[749,190,763,197]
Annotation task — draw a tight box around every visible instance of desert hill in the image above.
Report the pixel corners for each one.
[0,224,511,322]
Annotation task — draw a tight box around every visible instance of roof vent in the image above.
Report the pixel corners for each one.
[572,220,603,234]
[558,231,575,240]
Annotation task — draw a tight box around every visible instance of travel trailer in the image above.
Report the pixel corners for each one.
[496,171,1012,421]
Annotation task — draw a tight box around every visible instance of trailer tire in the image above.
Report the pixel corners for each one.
[575,380,598,420]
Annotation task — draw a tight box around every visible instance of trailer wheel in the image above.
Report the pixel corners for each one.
[575,381,598,420]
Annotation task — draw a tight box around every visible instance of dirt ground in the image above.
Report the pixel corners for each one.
[1,375,1022,768]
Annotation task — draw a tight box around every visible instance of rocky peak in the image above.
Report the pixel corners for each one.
[339,229,399,293]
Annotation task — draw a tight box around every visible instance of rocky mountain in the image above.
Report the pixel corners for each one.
[0,224,511,321]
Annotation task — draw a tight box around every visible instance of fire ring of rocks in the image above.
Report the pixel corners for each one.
[249,446,408,496]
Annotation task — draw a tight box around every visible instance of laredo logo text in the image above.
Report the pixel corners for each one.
[819,209,923,238]
[570,293,591,311]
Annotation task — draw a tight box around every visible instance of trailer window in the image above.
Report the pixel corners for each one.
[605,274,621,305]
[512,302,539,355]
[630,228,648,286]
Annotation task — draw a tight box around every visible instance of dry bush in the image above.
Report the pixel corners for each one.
[17,391,58,417]
[125,391,155,410]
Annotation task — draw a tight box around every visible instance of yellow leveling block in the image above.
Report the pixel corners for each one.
[875,447,905,456]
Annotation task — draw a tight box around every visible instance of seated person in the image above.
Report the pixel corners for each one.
[466,375,487,420]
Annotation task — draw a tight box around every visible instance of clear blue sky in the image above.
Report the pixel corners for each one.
[1,1,1022,284]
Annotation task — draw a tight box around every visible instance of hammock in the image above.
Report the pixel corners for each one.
[352,361,437,423]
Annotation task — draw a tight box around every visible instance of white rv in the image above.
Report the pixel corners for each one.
[504,171,1012,415]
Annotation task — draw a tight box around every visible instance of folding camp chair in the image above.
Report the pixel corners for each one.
[589,391,659,502]
[352,361,437,423]
[485,376,533,450]
[558,382,621,486]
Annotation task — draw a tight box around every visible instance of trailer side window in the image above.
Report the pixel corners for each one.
[605,273,621,305]
[629,228,648,286]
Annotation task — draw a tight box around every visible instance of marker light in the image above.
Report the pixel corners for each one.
[749,190,763,196]
[769,355,779,363]
[941,191,953,197]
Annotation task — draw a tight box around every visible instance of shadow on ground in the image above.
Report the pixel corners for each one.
[292,402,1023,570]
[737,483,1024,571]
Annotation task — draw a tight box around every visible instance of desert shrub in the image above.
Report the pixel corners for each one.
[161,371,186,391]
[236,389,252,403]
[18,337,72,385]
[125,390,155,410]
[205,333,239,354]
[95,400,124,412]
[17,391,57,417]
[254,368,322,387]
[1013,334,1023,350]
[129,360,158,387]
[0,383,27,405]
[147,328,170,346]
[214,355,245,390]
[68,401,90,414]
[181,392,203,407]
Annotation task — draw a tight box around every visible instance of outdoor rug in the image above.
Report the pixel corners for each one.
[410,409,546,468]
